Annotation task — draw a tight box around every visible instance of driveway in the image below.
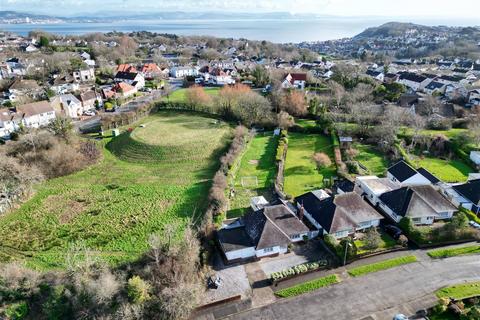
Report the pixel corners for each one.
[224,254,480,320]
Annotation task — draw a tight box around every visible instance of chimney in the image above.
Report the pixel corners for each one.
[298,203,304,221]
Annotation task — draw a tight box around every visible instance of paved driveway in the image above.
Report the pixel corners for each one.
[225,254,480,320]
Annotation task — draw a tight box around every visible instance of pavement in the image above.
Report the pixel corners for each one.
[207,244,480,320]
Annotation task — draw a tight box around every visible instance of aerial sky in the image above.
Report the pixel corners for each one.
[2,0,480,18]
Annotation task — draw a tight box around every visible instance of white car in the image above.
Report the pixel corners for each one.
[83,110,96,116]
[469,221,480,229]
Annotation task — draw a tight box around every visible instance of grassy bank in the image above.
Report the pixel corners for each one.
[427,245,480,259]
[347,255,418,277]
[275,274,340,298]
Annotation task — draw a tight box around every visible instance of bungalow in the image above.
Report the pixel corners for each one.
[114,72,145,90]
[16,101,56,128]
[396,72,431,92]
[387,160,434,186]
[281,73,307,90]
[217,202,310,262]
[436,75,463,86]
[295,191,383,239]
[444,179,480,214]
[424,81,446,95]
[354,176,400,206]
[445,84,468,101]
[50,74,80,94]
[366,69,384,82]
[50,94,83,118]
[378,185,457,225]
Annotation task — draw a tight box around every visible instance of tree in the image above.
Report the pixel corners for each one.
[280,91,308,116]
[363,228,381,250]
[450,212,469,229]
[252,66,270,88]
[313,152,332,169]
[39,36,49,47]
[235,91,273,127]
[215,84,251,119]
[47,117,73,140]
[277,111,294,129]
[185,85,211,109]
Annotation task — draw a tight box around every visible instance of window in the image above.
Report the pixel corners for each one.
[412,218,421,224]
[264,247,273,253]
[291,234,301,239]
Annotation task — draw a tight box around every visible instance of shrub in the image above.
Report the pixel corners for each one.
[363,228,381,250]
[5,301,28,320]
[313,152,332,168]
[269,260,328,281]
[126,276,150,304]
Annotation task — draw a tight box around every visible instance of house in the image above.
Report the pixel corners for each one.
[114,72,145,89]
[113,82,137,98]
[217,202,310,262]
[333,179,355,194]
[445,84,468,101]
[424,81,446,95]
[207,68,235,85]
[468,89,480,106]
[384,73,399,84]
[23,44,38,52]
[396,72,431,92]
[116,64,137,73]
[8,79,42,101]
[295,192,383,239]
[140,63,162,79]
[16,101,56,128]
[387,160,433,186]
[51,94,83,118]
[0,110,21,138]
[281,73,307,90]
[170,66,199,78]
[444,179,480,214]
[50,74,80,94]
[378,185,457,225]
[73,68,95,83]
[470,151,480,166]
[366,69,384,82]
[354,176,400,206]
[80,90,102,111]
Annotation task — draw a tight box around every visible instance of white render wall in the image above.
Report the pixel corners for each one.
[225,247,256,261]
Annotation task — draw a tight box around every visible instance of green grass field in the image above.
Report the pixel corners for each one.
[275,274,340,298]
[436,282,480,300]
[167,87,220,103]
[283,133,336,197]
[347,255,417,277]
[353,143,389,176]
[0,111,230,270]
[227,133,278,218]
[411,156,473,183]
[427,245,480,259]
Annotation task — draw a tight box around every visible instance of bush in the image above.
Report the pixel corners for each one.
[363,228,381,250]
[4,301,28,319]
[313,152,332,168]
[269,260,328,282]
[126,276,150,304]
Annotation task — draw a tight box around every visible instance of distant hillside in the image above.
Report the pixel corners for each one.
[354,22,435,39]
[0,10,64,20]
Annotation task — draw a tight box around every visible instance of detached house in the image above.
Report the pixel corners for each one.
[396,72,431,92]
[442,179,480,214]
[295,191,383,239]
[140,63,162,79]
[16,101,56,128]
[50,74,80,94]
[113,82,137,98]
[281,73,307,90]
[387,160,436,186]
[8,79,42,101]
[424,81,446,95]
[378,185,457,225]
[217,201,309,262]
[80,90,102,111]
[0,110,21,138]
[114,72,145,90]
[51,94,83,118]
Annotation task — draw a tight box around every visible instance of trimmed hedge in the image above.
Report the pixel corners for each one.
[347,255,418,277]
[275,274,340,298]
[269,260,328,282]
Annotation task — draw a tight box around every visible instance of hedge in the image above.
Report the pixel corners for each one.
[275,274,340,298]
[269,260,328,282]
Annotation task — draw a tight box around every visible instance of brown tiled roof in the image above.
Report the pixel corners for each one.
[16,101,53,117]
[9,79,40,91]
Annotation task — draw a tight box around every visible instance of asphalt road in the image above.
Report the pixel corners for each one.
[225,254,480,320]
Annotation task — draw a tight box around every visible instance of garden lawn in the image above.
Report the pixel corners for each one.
[354,232,397,255]
[436,282,480,300]
[295,119,317,130]
[275,274,340,298]
[348,255,418,277]
[284,133,336,197]
[167,87,220,103]
[353,143,389,176]
[411,156,473,183]
[227,133,278,218]
[427,245,480,259]
[0,111,230,270]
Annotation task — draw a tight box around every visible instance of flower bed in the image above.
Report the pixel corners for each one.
[269,260,328,283]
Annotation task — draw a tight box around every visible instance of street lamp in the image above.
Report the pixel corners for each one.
[343,239,352,266]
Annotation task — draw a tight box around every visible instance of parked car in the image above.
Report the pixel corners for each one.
[83,110,96,116]
[385,225,403,239]
[469,221,480,229]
